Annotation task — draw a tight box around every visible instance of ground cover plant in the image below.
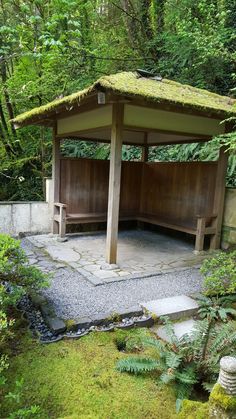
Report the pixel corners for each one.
[117,316,236,412]
[0,233,48,417]
[117,251,236,413]
[1,328,178,419]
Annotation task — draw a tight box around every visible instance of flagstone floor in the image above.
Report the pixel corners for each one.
[26,229,206,286]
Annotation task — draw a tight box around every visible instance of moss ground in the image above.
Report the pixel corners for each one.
[1,328,177,419]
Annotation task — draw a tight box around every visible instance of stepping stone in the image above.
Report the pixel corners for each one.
[153,319,196,342]
[141,295,198,321]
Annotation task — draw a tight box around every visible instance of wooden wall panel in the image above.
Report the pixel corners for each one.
[60,158,142,215]
[60,158,109,213]
[140,162,217,227]
[120,161,142,214]
[59,158,217,228]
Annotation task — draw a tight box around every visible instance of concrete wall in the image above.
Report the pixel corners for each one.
[0,202,51,236]
[222,188,236,249]
[0,179,53,237]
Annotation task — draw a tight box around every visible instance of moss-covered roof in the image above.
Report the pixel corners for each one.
[12,71,236,127]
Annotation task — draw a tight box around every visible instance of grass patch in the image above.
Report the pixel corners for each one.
[1,328,177,418]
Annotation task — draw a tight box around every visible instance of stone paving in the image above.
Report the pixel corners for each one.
[26,229,206,285]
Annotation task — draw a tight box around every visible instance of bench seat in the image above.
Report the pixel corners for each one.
[53,203,217,251]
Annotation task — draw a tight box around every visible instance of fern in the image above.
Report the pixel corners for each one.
[116,357,161,374]
[159,371,175,384]
[160,316,180,347]
[165,352,182,369]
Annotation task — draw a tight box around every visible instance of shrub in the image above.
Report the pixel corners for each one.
[200,251,236,296]
[0,234,48,295]
[0,234,47,417]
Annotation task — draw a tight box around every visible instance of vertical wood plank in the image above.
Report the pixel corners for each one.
[210,146,229,249]
[52,124,61,233]
[106,103,124,264]
[195,217,206,251]
[141,133,149,162]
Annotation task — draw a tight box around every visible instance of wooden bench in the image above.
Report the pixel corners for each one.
[53,203,136,237]
[53,203,217,251]
[136,213,218,251]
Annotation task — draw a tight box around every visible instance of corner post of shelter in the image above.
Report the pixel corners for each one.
[52,124,61,234]
[106,102,124,265]
[210,145,229,249]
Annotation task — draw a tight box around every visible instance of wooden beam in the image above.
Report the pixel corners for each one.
[106,103,124,264]
[141,133,149,162]
[210,146,229,249]
[52,124,61,234]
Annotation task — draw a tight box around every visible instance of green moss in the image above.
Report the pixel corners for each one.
[11,71,236,127]
[178,399,209,419]
[210,384,236,411]
[64,318,76,331]
[1,329,177,418]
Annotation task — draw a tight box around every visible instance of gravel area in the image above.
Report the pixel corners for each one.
[21,238,203,320]
[42,266,203,320]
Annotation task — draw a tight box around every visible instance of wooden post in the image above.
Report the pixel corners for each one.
[195,217,206,251]
[106,103,124,264]
[210,146,229,249]
[52,124,61,234]
[141,133,149,162]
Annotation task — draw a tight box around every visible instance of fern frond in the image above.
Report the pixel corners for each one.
[176,381,193,400]
[165,351,182,369]
[160,316,179,347]
[116,357,160,375]
[175,365,198,385]
[143,337,167,355]
[159,371,175,384]
[202,382,214,393]
[210,322,235,353]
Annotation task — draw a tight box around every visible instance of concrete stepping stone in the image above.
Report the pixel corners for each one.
[142,295,198,320]
[153,319,196,342]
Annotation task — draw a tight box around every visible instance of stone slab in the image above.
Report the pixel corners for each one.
[46,317,66,335]
[154,319,196,342]
[46,245,80,262]
[142,295,198,320]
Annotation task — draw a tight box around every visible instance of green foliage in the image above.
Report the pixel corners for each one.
[117,357,161,374]
[0,0,236,199]
[200,251,236,296]
[0,234,48,297]
[117,315,236,410]
[0,234,47,417]
[196,294,236,321]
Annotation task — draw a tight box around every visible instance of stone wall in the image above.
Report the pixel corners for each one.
[222,188,236,249]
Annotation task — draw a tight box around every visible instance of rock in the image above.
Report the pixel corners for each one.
[74,316,93,331]
[90,312,112,326]
[45,317,66,335]
[57,237,68,243]
[100,263,119,271]
[134,315,154,328]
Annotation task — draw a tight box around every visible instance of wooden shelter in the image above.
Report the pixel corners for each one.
[12,71,236,264]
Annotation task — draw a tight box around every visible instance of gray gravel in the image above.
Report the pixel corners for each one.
[21,238,203,320]
[42,266,203,320]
